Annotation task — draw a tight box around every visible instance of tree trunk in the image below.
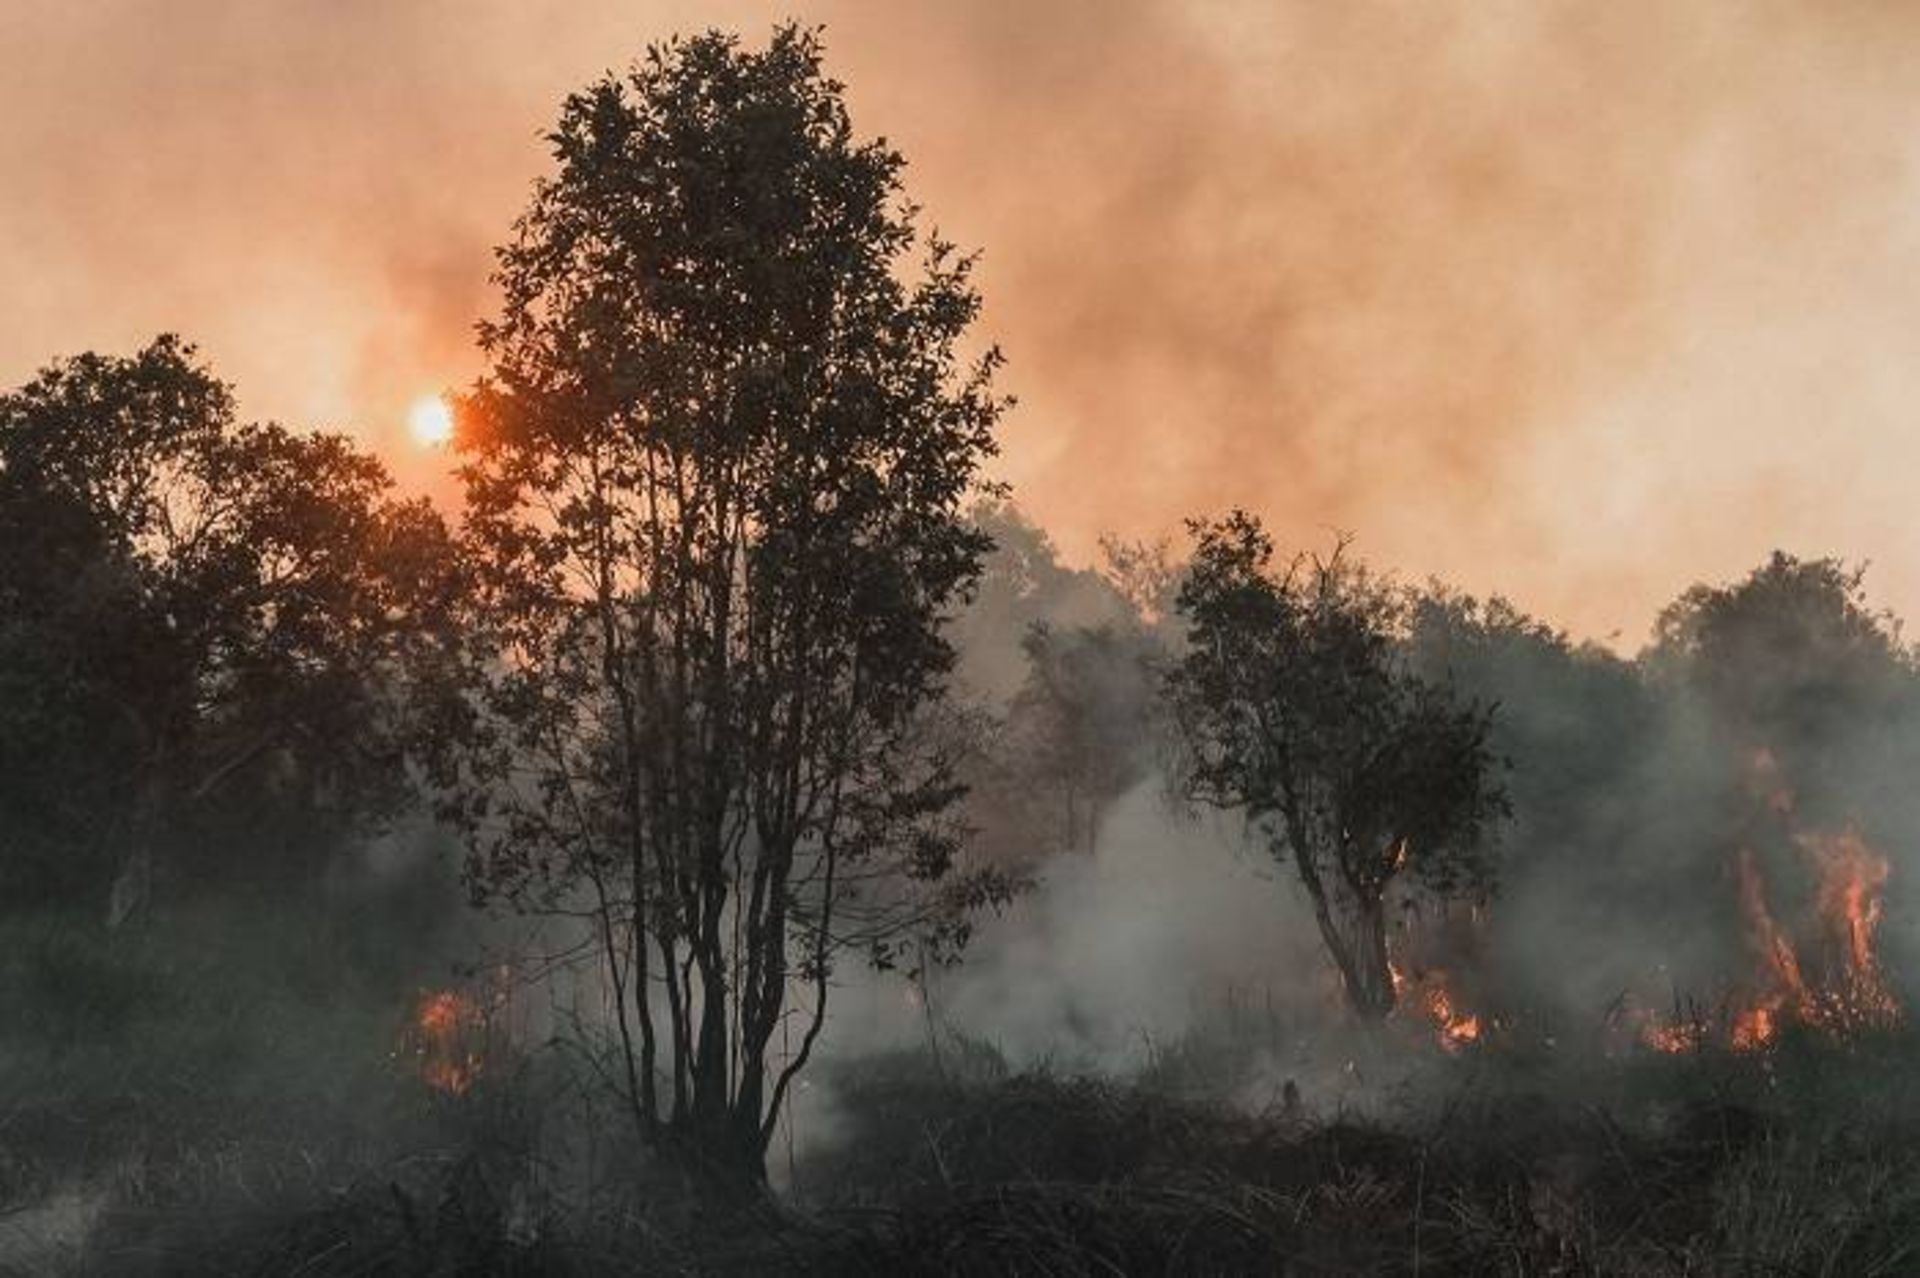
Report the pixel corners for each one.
[107,753,166,930]
[671,1107,770,1208]
[1341,894,1396,1020]
[1294,856,1396,1021]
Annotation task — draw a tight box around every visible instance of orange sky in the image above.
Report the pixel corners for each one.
[5,1,1920,646]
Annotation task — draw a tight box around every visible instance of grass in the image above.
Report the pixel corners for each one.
[787,1027,1920,1276]
[0,899,527,1275]
[7,906,1920,1274]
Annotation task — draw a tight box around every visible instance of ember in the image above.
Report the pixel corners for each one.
[403,988,492,1094]
[1392,961,1483,1052]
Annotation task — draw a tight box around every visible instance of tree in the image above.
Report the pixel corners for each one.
[1167,512,1506,1019]
[946,500,1140,702]
[1406,590,1651,866]
[438,26,1014,1191]
[0,337,454,916]
[1646,553,1920,994]
[1650,552,1914,795]
[1401,590,1674,1018]
[1004,622,1161,856]
[1097,532,1182,625]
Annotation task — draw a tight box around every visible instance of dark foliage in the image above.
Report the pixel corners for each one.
[0,338,458,915]
[1169,512,1509,1018]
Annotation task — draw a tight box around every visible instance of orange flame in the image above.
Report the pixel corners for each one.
[1392,960,1483,1052]
[1810,828,1896,1020]
[1725,829,1898,1048]
[1630,749,1900,1053]
[1640,1019,1705,1054]
[405,988,491,1094]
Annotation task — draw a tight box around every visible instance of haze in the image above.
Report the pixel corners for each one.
[5,0,1918,643]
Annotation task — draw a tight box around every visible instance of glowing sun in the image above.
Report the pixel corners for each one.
[407,394,454,447]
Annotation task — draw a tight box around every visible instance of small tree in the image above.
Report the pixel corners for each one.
[1168,512,1506,1019]
[439,26,1013,1190]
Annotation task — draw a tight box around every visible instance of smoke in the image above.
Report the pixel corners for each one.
[796,521,1920,1129]
[15,12,1920,1245]
[796,773,1423,1148]
[928,786,1319,1070]
[7,3,1920,639]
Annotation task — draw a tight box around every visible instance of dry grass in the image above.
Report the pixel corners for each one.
[9,909,1920,1274]
[783,1038,1920,1276]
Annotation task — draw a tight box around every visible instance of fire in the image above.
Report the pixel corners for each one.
[1723,828,1897,1049]
[1392,960,1483,1052]
[1728,844,1803,1050]
[1729,1002,1777,1052]
[1639,1018,1706,1055]
[1812,828,1896,1018]
[1382,748,1896,1060]
[1424,984,1483,1050]
[403,987,491,1094]
[1629,748,1899,1054]
[1762,829,1894,1032]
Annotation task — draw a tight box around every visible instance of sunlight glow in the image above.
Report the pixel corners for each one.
[408,394,454,447]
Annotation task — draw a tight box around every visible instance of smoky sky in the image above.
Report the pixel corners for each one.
[5,0,1920,643]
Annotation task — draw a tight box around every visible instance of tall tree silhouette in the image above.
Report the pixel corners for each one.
[437,26,1013,1190]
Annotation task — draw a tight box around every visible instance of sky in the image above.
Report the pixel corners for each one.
[4,0,1920,646]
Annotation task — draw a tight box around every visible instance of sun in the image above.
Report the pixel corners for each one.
[407,394,454,447]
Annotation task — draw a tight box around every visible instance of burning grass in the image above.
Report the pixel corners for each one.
[6,785,1920,1277]
[1396,746,1908,1064]
[1392,961,1485,1053]
[1615,763,1904,1059]
[9,903,1920,1276]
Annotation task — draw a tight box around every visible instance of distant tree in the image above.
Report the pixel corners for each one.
[1406,590,1650,860]
[1005,622,1161,855]
[0,337,455,917]
[1647,552,1920,933]
[1399,590,1681,1015]
[1650,552,1914,769]
[437,26,1014,1191]
[947,501,1139,702]
[1098,532,1182,625]
[1168,513,1507,1019]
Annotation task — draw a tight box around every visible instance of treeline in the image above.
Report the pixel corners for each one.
[968,502,1920,1036]
[0,336,461,914]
